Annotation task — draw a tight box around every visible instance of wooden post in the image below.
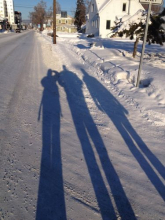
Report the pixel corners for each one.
[53,0,56,44]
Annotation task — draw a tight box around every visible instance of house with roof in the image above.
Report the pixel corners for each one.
[56,14,77,33]
[47,13,77,33]
[86,0,144,38]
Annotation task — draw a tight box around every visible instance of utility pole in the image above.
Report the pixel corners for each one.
[128,0,131,15]
[53,0,56,44]
[137,0,163,87]
[136,2,152,87]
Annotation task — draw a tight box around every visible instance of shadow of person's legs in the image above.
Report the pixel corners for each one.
[36,69,66,220]
[120,122,165,201]
[121,119,165,180]
[84,115,137,219]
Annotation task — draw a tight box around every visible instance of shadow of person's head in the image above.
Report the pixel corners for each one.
[47,69,53,77]
[59,65,83,91]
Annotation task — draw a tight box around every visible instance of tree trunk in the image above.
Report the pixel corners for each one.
[133,37,139,58]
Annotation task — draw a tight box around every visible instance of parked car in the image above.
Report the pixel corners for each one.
[15,28,21,33]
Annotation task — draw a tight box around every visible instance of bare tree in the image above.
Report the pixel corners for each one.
[56,1,61,14]
[84,0,90,11]
[29,0,47,31]
[47,1,61,17]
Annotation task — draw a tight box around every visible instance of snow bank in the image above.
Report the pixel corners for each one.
[113,71,128,81]
[0,30,10,34]
[41,32,165,127]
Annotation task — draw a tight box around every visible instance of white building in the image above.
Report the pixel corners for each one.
[0,0,14,24]
[6,0,15,24]
[86,0,144,38]
[0,0,5,19]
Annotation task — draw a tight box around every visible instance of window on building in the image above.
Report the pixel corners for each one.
[91,4,94,12]
[96,19,98,28]
[106,20,111,29]
[122,3,126,12]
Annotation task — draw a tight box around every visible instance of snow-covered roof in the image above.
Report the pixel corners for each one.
[56,14,73,19]
[81,24,86,29]
[95,0,112,12]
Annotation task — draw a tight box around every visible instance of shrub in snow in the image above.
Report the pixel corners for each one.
[111,8,165,58]
[47,32,58,37]
[87,34,94,38]
[90,41,104,49]
[148,8,165,45]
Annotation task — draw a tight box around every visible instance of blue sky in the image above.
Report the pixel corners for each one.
[14,0,77,19]
[14,0,165,20]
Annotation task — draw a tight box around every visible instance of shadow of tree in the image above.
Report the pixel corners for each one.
[36,69,66,220]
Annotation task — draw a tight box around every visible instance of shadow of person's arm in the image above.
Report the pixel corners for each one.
[52,70,60,77]
[94,97,105,112]
[93,95,129,116]
[124,108,128,115]
[57,73,65,88]
[51,71,63,117]
[114,99,129,115]
[38,97,43,121]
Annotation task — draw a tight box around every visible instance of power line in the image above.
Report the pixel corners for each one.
[14,5,34,8]
[14,5,75,11]
[14,5,75,14]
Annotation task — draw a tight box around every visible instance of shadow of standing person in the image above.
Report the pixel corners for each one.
[58,65,136,220]
[36,69,66,220]
[81,68,165,202]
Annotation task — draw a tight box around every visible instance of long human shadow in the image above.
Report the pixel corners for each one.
[58,65,136,220]
[81,68,165,201]
[36,69,66,220]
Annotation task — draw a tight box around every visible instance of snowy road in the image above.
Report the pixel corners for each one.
[0,31,164,220]
[0,30,48,219]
